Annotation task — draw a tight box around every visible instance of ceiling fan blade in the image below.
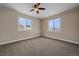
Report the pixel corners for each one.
[36,11,39,14]
[33,3,40,8]
[36,3,40,7]
[30,9,34,12]
[32,4,37,8]
[39,8,45,10]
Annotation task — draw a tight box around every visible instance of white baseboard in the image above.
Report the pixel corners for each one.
[43,35,79,45]
[0,35,79,45]
[0,35,40,45]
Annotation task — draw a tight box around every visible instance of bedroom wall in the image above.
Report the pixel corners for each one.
[0,7,79,45]
[0,7,40,45]
[42,7,79,44]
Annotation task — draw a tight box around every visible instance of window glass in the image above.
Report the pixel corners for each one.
[48,20,53,31]
[54,18,61,31]
[26,19,32,30]
[48,18,61,32]
[18,18,32,31]
[18,18,26,31]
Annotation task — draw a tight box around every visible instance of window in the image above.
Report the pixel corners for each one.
[18,17,32,31]
[48,18,61,32]
[48,20,53,31]
[54,18,61,31]
[26,19,32,30]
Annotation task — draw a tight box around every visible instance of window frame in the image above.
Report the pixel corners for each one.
[48,18,61,32]
[18,17,32,31]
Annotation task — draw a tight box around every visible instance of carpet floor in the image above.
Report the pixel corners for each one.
[0,37,79,56]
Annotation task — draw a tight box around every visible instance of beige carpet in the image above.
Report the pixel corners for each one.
[0,37,79,56]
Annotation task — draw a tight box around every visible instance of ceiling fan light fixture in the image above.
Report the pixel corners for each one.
[34,8,39,11]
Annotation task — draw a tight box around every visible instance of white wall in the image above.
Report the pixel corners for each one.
[42,7,79,44]
[0,7,40,45]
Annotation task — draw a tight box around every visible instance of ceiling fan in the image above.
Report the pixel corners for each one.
[30,3,46,14]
